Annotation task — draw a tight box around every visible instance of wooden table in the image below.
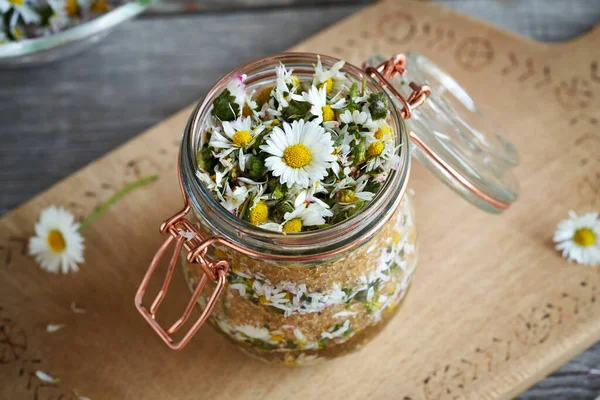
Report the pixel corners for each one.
[1,1,599,398]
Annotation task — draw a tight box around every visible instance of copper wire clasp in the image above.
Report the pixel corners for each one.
[364,53,431,119]
[134,196,230,350]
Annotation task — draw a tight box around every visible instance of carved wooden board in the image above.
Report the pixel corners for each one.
[1,1,599,399]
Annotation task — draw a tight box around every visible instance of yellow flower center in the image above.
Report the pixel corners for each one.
[290,75,301,88]
[270,334,285,342]
[367,141,384,157]
[242,104,253,117]
[258,295,270,306]
[9,0,24,5]
[249,201,269,226]
[47,230,66,253]
[232,130,252,147]
[339,189,356,203]
[375,126,392,140]
[320,78,333,94]
[322,105,335,122]
[91,0,108,13]
[283,218,303,233]
[283,144,312,168]
[573,228,596,247]
[256,86,273,105]
[271,119,280,126]
[65,0,78,16]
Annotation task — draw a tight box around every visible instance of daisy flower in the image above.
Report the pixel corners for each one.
[210,116,256,151]
[217,183,250,216]
[270,64,299,110]
[261,119,336,188]
[365,141,400,172]
[210,116,263,170]
[0,0,41,24]
[282,202,333,233]
[294,85,346,126]
[334,175,375,207]
[47,0,71,32]
[339,109,377,133]
[29,206,85,274]
[553,211,600,266]
[293,181,330,209]
[362,119,394,144]
[313,56,346,95]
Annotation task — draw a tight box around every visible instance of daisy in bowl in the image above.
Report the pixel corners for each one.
[339,109,377,133]
[0,0,41,24]
[281,202,333,233]
[261,119,336,188]
[312,56,346,95]
[334,175,376,209]
[195,57,400,232]
[293,85,346,127]
[217,183,250,216]
[553,211,600,267]
[210,116,264,169]
[29,206,84,274]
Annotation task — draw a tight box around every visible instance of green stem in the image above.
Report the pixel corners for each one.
[78,175,159,232]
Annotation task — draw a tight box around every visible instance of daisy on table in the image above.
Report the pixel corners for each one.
[553,211,600,267]
[313,56,346,95]
[261,119,336,188]
[29,206,84,274]
[0,0,41,24]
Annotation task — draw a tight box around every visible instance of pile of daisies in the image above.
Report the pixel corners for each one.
[0,0,134,42]
[196,57,400,233]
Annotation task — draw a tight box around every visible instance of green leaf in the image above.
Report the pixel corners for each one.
[196,146,215,174]
[246,155,267,179]
[352,139,367,164]
[212,89,239,121]
[281,100,311,121]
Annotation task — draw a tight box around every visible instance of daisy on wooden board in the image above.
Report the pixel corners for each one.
[553,211,600,267]
[29,206,85,274]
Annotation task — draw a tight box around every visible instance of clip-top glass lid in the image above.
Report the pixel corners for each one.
[366,53,519,214]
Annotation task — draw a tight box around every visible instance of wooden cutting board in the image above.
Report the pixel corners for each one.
[1,1,599,399]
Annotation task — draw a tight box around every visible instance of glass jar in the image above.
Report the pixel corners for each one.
[135,53,519,365]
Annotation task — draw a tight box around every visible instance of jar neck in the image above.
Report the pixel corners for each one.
[180,52,411,260]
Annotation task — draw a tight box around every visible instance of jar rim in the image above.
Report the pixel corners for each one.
[179,52,411,260]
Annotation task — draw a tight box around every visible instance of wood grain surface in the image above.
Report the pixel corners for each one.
[1,1,600,399]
